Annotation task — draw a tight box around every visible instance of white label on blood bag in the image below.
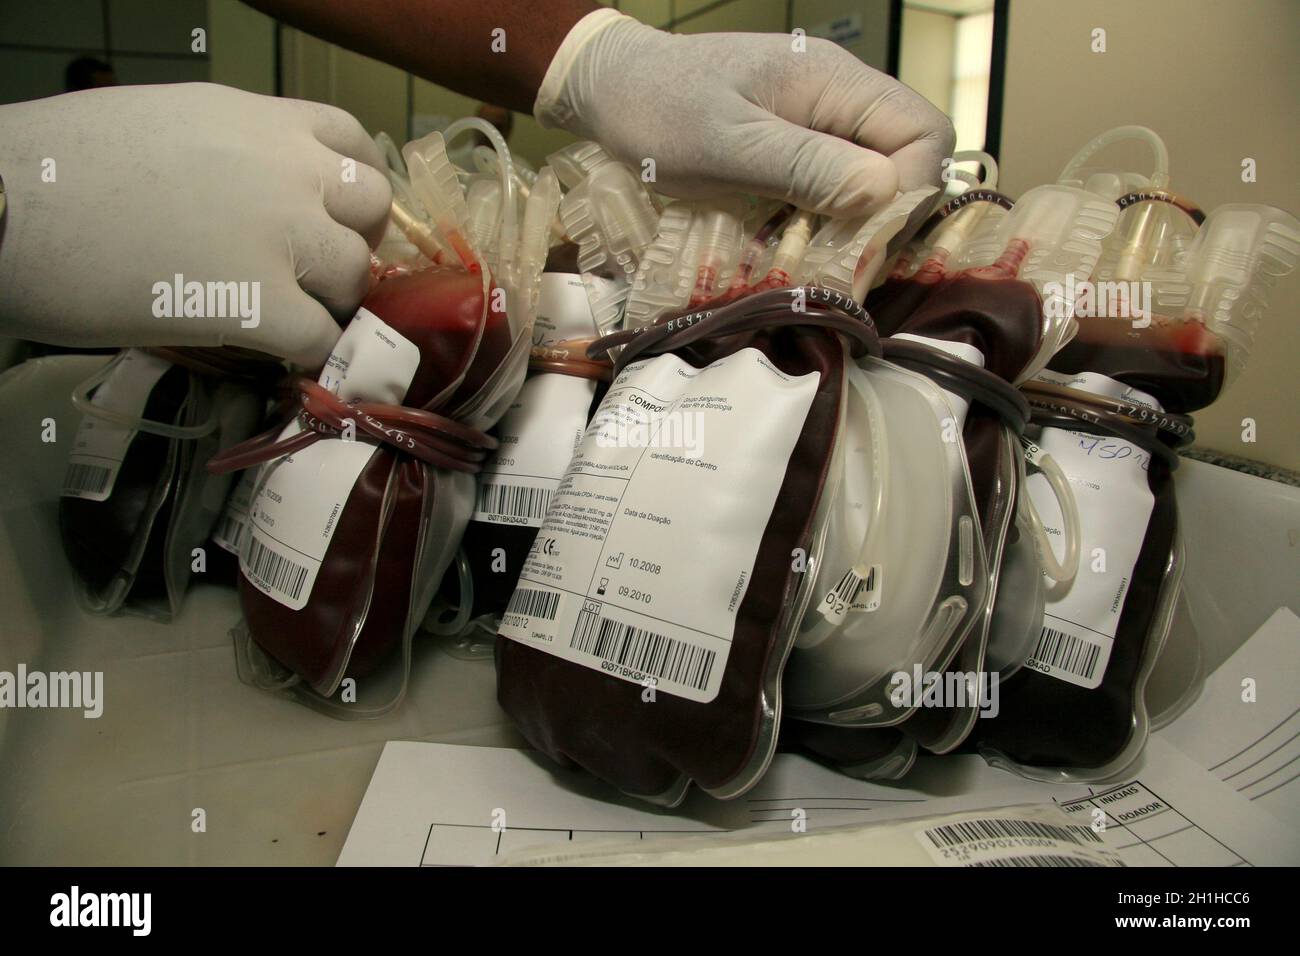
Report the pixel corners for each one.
[893,333,984,431]
[1022,371,1159,690]
[498,348,818,704]
[535,273,599,344]
[473,373,594,528]
[62,349,174,501]
[242,308,420,610]
[212,467,258,556]
[916,814,1123,867]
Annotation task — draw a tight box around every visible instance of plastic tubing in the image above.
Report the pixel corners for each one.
[1020,380,1195,442]
[1114,189,1206,227]
[913,192,1016,283]
[207,378,497,475]
[914,151,1007,275]
[1026,403,1182,471]
[143,346,285,386]
[609,304,878,370]
[373,131,407,175]
[389,197,451,265]
[730,204,796,290]
[423,549,477,637]
[953,150,999,190]
[472,144,536,198]
[1019,451,1081,586]
[844,368,889,596]
[71,355,218,440]
[764,210,816,286]
[1058,128,1170,289]
[590,287,880,372]
[441,118,517,279]
[879,338,1031,433]
[1059,126,1170,189]
[529,339,613,381]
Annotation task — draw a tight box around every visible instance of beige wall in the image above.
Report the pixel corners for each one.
[208,0,275,95]
[793,0,893,69]
[899,7,957,113]
[1000,0,1300,470]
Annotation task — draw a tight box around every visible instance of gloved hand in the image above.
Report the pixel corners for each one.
[535,9,955,217]
[0,83,391,368]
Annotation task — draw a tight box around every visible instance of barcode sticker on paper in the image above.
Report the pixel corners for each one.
[571,603,718,696]
[213,470,256,555]
[1024,621,1112,690]
[62,462,113,498]
[243,535,312,604]
[474,478,554,526]
[504,586,561,624]
[916,813,1123,868]
[62,349,174,501]
[967,855,1112,867]
[818,565,882,623]
[213,510,249,556]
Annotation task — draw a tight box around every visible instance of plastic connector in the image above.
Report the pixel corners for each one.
[402,131,479,270]
[516,167,563,329]
[1180,204,1300,380]
[685,200,745,305]
[546,140,614,190]
[997,183,1118,303]
[803,188,938,302]
[625,202,694,329]
[465,175,504,270]
[767,210,815,286]
[558,162,658,280]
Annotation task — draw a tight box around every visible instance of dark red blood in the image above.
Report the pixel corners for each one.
[240,265,513,693]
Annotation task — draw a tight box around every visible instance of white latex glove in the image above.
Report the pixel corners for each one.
[0,83,391,368]
[535,9,955,216]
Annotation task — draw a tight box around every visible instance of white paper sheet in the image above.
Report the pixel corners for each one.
[338,736,1299,866]
[1159,606,1300,834]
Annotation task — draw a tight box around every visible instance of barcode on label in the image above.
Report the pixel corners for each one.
[213,512,248,555]
[571,608,716,694]
[1028,624,1108,688]
[505,587,560,621]
[925,817,1102,849]
[819,565,880,622]
[969,855,1111,868]
[243,536,310,602]
[476,481,552,522]
[62,462,113,497]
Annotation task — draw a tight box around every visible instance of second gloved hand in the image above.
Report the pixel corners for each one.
[534,9,955,217]
[0,83,391,368]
